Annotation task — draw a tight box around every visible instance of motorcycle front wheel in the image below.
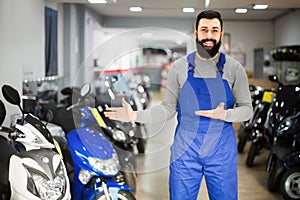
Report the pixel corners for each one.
[280,167,300,200]
[268,156,281,192]
[246,143,259,167]
[237,125,249,153]
[94,190,136,200]
[120,170,136,192]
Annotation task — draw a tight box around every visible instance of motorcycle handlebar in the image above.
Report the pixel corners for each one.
[66,102,80,111]
[0,126,14,133]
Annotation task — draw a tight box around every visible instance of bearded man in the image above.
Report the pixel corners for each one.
[105,10,253,200]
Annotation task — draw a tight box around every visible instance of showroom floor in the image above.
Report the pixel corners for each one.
[133,98,283,200]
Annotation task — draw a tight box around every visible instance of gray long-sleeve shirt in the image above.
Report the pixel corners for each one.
[136,52,253,124]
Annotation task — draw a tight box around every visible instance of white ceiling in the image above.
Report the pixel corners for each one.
[49,0,300,21]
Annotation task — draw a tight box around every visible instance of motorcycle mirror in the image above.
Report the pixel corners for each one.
[61,87,73,95]
[249,84,256,92]
[268,75,279,83]
[2,84,24,121]
[0,100,6,126]
[80,83,91,97]
[45,109,54,122]
[2,84,21,106]
[111,76,118,83]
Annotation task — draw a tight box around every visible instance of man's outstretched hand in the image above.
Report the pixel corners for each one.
[195,102,226,120]
[104,98,137,122]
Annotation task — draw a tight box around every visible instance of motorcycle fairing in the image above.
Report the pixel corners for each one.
[67,127,117,174]
[9,153,71,200]
[81,178,134,200]
[284,151,300,169]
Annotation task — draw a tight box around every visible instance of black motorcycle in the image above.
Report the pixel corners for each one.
[95,74,148,154]
[264,75,300,197]
[237,84,265,153]
[266,105,300,199]
[245,87,275,167]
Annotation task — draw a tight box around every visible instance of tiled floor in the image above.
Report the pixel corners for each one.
[133,105,283,200]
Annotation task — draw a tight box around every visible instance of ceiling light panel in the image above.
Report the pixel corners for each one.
[130,6,143,12]
[88,0,107,3]
[235,8,248,14]
[253,4,269,9]
[182,7,195,13]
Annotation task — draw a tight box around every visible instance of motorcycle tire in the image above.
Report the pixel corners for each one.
[94,190,136,200]
[267,156,281,192]
[136,138,145,154]
[246,143,258,167]
[237,125,248,153]
[120,171,136,192]
[280,167,300,200]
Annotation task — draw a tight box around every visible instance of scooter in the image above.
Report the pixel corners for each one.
[36,83,138,191]
[266,106,300,199]
[279,150,300,200]
[95,74,147,154]
[263,75,300,193]
[0,99,18,200]
[0,84,71,200]
[125,72,151,110]
[56,83,136,200]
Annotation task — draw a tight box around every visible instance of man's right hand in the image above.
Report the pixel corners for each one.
[104,98,137,122]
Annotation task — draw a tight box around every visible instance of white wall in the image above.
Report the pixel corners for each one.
[224,21,274,71]
[101,17,274,72]
[0,0,45,126]
[274,9,300,46]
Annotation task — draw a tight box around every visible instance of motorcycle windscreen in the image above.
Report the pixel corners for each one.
[78,127,115,160]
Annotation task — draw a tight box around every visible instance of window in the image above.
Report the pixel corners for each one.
[45,7,58,76]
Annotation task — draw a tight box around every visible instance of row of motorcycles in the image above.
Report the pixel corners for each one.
[237,74,300,200]
[0,72,151,200]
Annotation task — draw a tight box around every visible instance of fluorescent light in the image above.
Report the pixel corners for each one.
[130,6,143,12]
[88,0,107,3]
[205,0,210,8]
[182,7,195,13]
[253,4,269,9]
[235,8,248,14]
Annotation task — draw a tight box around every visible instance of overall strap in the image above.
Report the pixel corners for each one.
[216,52,226,76]
[187,52,196,77]
[187,51,226,76]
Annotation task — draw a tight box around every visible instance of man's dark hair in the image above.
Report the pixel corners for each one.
[195,10,223,31]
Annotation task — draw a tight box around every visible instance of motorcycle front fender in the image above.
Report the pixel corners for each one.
[283,151,300,169]
[79,178,134,200]
[250,129,265,144]
[106,179,135,192]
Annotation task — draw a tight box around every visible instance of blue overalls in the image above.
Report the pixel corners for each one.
[169,52,237,200]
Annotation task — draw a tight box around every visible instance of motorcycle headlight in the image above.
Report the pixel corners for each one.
[25,160,66,200]
[137,85,145,93]
[38,175,65,200]
[140,98,146,104]
[112,129,127,142]
[277,112,300,136]
[78,169,93,184]
[88,153,119,176]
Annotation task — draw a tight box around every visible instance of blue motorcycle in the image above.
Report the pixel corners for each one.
[63,83,136,200]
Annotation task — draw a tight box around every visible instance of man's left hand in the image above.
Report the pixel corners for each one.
[195,102,226,120]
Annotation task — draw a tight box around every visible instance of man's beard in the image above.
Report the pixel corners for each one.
[196,37,222,59]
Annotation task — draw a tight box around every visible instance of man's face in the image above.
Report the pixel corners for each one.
[195,18,223,58]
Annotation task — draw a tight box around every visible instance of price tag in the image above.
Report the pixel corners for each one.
[262,91,274,103]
